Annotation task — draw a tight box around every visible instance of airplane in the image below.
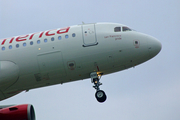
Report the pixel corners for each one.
[0,22,161,120]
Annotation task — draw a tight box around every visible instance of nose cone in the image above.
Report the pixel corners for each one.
[148,36,162,58]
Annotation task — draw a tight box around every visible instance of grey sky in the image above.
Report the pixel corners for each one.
[0,0,179,120]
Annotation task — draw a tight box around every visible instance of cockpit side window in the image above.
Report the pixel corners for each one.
[114,27,121,32]
[122,26,132,31]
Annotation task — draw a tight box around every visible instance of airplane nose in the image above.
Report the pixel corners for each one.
[148,36,162,58]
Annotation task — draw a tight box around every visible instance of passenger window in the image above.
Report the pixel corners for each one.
[65,35,69,39]
[58,36,62,40]
[23,43,26,47]
[44,39,48,43]
[16,44,19,48]
[30,41,33,45]
[123,27,132,31]
[72,33,76,37]
[2,46,5,51]
[9,45,12,49]
[51,37,55,41]
[37,40,40,44]
[114,27,121,32]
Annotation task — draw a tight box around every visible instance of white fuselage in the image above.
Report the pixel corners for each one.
[0,23,161,101]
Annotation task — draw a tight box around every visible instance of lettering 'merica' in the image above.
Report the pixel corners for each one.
[0,27,70,45]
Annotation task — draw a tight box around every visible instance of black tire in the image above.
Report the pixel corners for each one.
[95,90,107,103]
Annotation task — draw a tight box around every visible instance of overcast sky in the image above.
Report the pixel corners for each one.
[0,0,179,120]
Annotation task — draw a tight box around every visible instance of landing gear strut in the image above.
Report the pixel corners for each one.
[90,72,107,103]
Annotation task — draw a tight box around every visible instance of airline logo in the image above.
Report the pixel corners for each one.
[0,27,70,45]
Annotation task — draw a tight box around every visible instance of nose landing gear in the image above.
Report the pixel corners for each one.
[90,72,107,103]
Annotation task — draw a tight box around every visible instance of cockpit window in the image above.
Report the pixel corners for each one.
[122,26,132,31]
[114,27,121,32]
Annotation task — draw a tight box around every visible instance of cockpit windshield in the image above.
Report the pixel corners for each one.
[122,26,132,31]
[114,26,132,32]
[114,27,121,32]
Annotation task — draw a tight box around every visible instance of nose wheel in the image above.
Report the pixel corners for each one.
[90,72,107,103]
[95,90,107,103]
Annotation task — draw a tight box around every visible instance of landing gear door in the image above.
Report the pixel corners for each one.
[82,24,98,47]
